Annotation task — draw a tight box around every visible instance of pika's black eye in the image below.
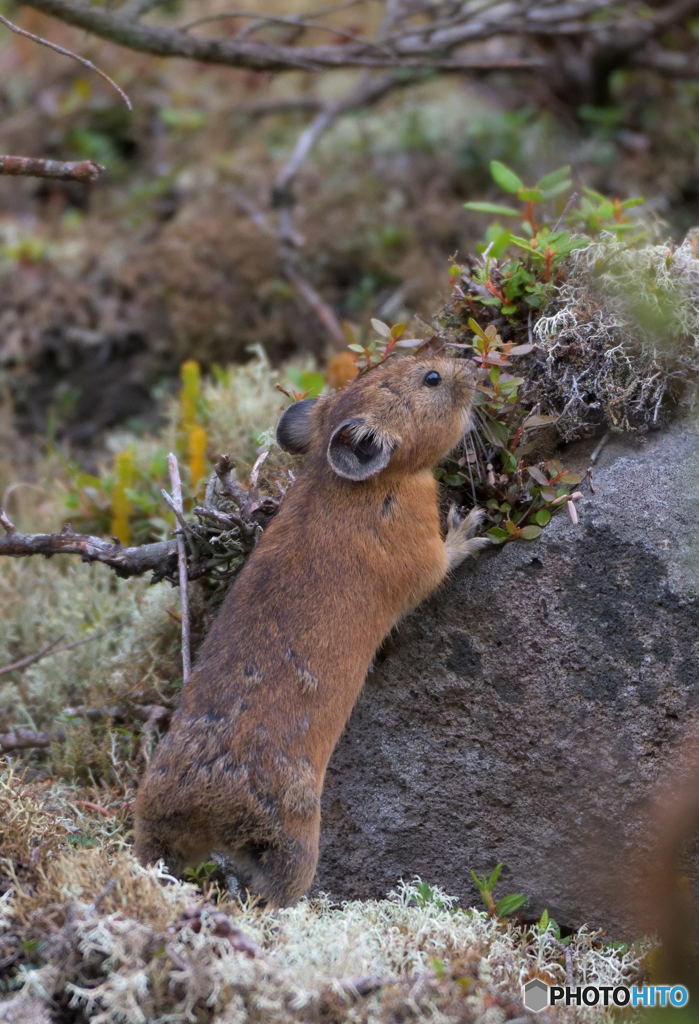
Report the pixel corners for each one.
[423,370,442,387]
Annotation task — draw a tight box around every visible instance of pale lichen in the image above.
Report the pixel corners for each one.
[0,769,651,1024]
[531,233,699,441]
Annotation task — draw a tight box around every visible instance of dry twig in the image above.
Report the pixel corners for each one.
[0,728,60,753]
[0,12,132,109]
[0,155,105,182]
[0,508,179,580]
[166,454,191,683]
[0,627,124,679]
[20,0,543,73]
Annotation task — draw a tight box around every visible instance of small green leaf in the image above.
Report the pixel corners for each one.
[348,343,365,353]
[487,863,503,888]
[536,165,572,191]
[509,236,540,256]
[534,509,552,527]
[520,524,542,540]
[517,187,542,203]
[297,370,325,397]
[489,160,525,194]
[486,527,509,544]
[464,200,520,217]
[541,179,572,201]
[495,892,527,917]
[467,317,488,340]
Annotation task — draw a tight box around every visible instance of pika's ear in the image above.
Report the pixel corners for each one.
[277,398,317,454]
[327,418,396,481]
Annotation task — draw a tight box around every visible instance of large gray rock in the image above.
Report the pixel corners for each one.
[316,421,699,934]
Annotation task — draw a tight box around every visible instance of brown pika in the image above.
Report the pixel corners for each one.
[134,355,487,905]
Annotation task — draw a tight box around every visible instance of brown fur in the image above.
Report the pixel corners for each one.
[134,356,485,905]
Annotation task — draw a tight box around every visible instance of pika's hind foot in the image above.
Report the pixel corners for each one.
[445,506,490,570]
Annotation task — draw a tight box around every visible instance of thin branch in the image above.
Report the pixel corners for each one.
[269,72,417,347]
[181,9,381,53]
[0,627,120,678]
[236,0,366,41]
[167,454,191,684]
[0,155,104,182]
[0,457,282,585]
[0,637,66,678]
[214,454,253,511]
[283,265,346,345]
[228,185,345,346]
[0,13,132,110]
[20,0,544,72]
[0,509,179,580]
[0,728,60,753]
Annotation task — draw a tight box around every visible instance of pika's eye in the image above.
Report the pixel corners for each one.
[423,370,441,387]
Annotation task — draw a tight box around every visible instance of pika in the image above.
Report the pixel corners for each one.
[134,355,487,905]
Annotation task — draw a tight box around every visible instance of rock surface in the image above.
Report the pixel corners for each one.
[316,421,699,934]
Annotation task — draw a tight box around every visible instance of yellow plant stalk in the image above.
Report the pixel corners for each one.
[188,425,208,491]
[180,360,201,434]
[110,449,135,545]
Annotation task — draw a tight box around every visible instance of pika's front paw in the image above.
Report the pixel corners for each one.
[445,505,490,569]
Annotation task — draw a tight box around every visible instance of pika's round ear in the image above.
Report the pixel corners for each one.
[276,398,317,454]
[327,418,395,481]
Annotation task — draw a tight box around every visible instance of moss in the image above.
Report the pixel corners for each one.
[0,558,181,781]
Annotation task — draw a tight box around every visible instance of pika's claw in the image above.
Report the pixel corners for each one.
[445,505,490,570]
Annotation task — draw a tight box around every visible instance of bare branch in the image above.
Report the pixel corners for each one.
[167,454,191,684]
[0,509,16,534]
[283,264,346,345]
[0,728,59,753]
[0,637,66,678]
[0,155,104,182]
[228,185,345,346]
[20,0,544,72]
[0,628,121,678]
[0,455,283,588]
[0,12,132,110]
[235,0,366,41]
[214,454,253,512]
[181,9,381,53]
[0,511,179,580]
[268,72,415,347]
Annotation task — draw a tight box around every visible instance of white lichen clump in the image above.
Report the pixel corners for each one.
[0,791,649,1024]
[532,232,699,440]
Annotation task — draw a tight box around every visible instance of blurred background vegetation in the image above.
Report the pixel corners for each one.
[1,0,698,454]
